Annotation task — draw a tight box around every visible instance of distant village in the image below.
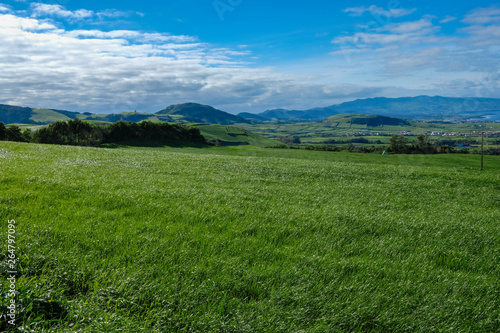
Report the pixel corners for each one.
[336,130,500,138]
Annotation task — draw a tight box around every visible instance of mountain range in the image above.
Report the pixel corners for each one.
[239,96,500,122]
[1,96,500,125]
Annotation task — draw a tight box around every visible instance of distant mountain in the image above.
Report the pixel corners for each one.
[3,96,500,126]
[255,108,332,121]
[241,96,500,122]
[156,103,249,125]
[238,112,269,122]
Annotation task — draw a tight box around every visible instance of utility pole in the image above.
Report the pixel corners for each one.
[481,131,484,171]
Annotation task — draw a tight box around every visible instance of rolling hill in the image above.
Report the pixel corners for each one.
[0,102,250,126]
[0,104,80,124]
[323,114,411,127]
[240,96,500,122]
[3,96,500,128]
[191,123,282,147]
[156,103,249,125]
[79,111,157,123]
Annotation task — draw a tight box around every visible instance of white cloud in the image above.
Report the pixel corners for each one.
[0,10,385,113]
[344,5,416,18]
[380,19,437,34]
[440,16,457,24]
[29,3,144,23]
[0,13,57,30]
[66,29,141,39]
[0,4,10,12]
[64,30,197,44]
[459,7,500,50]
[1,3,500,113]
[329,7,500,96]
[332,19,441,49]
[460,24,500,47]
[97,9,144,19]
[333,16,445,50]
[462,6,500,24]
[31,3,94,20]
[329,48,372,56]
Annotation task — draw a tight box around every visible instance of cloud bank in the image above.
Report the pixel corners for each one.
[0,2,385,113]
[0,3,499,114]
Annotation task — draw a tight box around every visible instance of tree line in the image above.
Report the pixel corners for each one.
[269,134,500,155]
[388,134,500,155]
[0,119,206,146]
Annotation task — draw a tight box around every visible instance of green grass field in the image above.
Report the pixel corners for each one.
[190,124,282,147]
[0,142,499,332]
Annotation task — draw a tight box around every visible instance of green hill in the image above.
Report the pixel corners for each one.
[238,112,270,122]
[31,109,72,123]
[323,114,411,127]
[191,123,282,147]
[156,103,249,125]
[0,104,80,124]
[0,104,36,124]
[79,112,157,123]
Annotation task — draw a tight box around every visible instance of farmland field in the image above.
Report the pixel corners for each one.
[0,142,499,332]
[236,119,500,148]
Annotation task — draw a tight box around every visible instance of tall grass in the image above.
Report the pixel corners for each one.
[0,142,499,332]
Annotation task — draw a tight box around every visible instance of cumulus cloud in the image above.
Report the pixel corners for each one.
[2,3,500,114]
[0,13,57,30]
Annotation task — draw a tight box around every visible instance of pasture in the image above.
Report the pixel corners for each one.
[0,142,499,332]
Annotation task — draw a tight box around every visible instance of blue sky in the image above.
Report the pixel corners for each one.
[0,0,499,114]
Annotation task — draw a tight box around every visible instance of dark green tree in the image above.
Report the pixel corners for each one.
[106,121,137,142]
[0,122,6,140]
[389,135,409,154]
[32,126,52,144]
[6,125,24,142]
[413,134,435,154]
[22,128,32,142]
[67,118,93,144]
[49,121,71,144]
